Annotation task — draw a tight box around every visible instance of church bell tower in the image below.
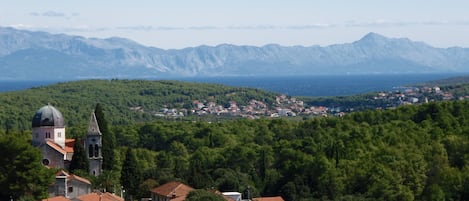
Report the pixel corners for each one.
[85,112,103,176]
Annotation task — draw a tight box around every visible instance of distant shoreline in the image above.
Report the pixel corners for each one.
[0,73,465,96]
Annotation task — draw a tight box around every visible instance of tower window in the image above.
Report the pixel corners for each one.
[68,186,73,193]
[88,145,94,158]
[94,145,99,157]
[58,132,61,138]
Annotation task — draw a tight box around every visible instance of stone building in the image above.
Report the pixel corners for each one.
[32,104,103,175]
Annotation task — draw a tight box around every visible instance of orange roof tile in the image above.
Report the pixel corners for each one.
[69,173,91,185]
[46,140,67,155]
[65,138,75,153]
[253,196,285,201]
[150,181,194,201]
[42,196,71,201]
[55,170,91,185]
[77,192,124,201]
[56,169,70,177]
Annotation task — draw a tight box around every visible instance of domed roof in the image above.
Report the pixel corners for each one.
[32,105,65,128]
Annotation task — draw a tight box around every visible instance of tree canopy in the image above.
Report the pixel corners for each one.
[0,133,55,200]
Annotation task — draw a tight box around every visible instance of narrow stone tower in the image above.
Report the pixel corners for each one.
[85,112,103,176]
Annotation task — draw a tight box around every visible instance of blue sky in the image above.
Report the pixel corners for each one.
[1,0,469,49]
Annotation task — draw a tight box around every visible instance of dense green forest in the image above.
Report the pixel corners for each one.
[0,79,279,130]
[4,101,469,200]
[4,80,469,200]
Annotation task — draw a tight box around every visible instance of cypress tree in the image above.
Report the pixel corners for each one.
[95,103,116,170]
[69,138,89,174]
[121,148,142,200]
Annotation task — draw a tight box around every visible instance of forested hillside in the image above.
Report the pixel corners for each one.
[0,79,279,130]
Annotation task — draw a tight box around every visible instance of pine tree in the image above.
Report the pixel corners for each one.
[121,148,142,200]
[0,135,55,200]
[95,103,116,170]
[69,138,89,174]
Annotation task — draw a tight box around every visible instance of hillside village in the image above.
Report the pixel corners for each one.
[139,85,460,119]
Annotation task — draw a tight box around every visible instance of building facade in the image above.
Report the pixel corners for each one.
[32,104,103,175]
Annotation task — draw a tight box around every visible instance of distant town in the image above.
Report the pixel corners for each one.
[130,84,460,119]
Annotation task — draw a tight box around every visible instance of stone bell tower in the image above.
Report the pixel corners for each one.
[85,112,103,176]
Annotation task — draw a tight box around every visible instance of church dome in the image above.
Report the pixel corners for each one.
[32,105,65,128]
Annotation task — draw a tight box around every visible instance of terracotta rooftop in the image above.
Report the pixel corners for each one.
[77,192,124,201]
[65,138,75,153]
[46,140,67,155]
[55,170,91,185]
[150,181,194,201]
[42,196,71,201]
[253,196,285,201]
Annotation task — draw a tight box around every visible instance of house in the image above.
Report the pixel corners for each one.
[43,192,124,201]
[222,192,242,201]
[77,192,124,201]
[48,170,91,199]
[150,181,194,201]
[42,196,70,201]
[253,196,285,201]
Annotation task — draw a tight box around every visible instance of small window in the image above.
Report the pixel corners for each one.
[35,133,38,138]
[58,132,61,138]
[68,186,73,193]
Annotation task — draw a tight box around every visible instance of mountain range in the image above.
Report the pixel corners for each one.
[1,26,469,80]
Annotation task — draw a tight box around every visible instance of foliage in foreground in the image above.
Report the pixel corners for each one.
[0,133,55,200]
[106,101,469,201]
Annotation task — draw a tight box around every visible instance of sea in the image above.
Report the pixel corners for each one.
[0,74,466,97]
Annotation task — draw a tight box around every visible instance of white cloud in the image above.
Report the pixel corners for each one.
[287,24,334,29]
[188,26,219,30]
[42,11,65,17]
[227,25,277,30]
[28,11,79,20]
[344,20,469,28]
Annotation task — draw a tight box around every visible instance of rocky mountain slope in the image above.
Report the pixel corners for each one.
[1,27,469,80]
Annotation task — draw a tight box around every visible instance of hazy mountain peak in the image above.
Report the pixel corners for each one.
[357,32,389,44]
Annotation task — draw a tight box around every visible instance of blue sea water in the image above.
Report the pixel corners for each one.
[180,74,464,96]
[0,80,59,92]
[0,74,465,96]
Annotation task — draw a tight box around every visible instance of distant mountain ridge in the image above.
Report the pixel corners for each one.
[1,27,469,80]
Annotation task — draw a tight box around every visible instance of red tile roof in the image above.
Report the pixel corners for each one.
[69,173,91,185]
[65,139,75,153]
[77,192,124,201]
[46,140,67,155]
[42,196,71,201]
[150,181,194,201]
[253,196,285,201]
[55,170,91,185]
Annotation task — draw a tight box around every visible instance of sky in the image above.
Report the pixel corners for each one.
[1,0,469,49]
